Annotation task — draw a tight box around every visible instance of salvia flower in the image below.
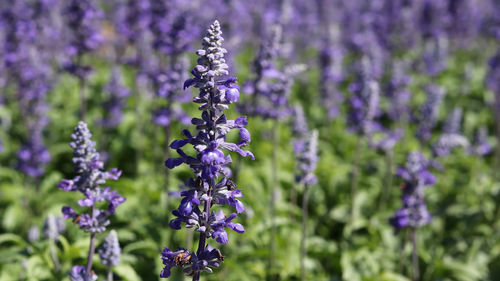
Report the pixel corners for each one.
[59,121,125,234]
[43,214,66,242]
[100,67,130,129]
[469,127,492,156]
[295,129,319,186]
[318,35,345,119]
[432,107,469,157]
[347,58,381,137]
[239,24,295,120]
[416,84,445,142]
[98,230,121,267]
[390,152,435,230]
[63,0,103,78]
[162,20,254,279]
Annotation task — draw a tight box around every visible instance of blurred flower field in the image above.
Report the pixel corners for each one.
[1,0,500,281]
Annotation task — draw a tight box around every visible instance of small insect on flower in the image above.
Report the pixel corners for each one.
[215,249,224,262]
[174,251,192,266]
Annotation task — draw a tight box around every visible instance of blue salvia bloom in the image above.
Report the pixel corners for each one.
[487,47,500,116]
[63,0,103,78]
[416,84,445,143]
[422,36,449,77]
[150,56,191,127]
[291,104,308,155]
[161,20,254,279]
[58,121,125,234]
[118,0,151,44]
[390,152,435,230]
[98,230,121,267]
[69,265,97,281]
[432,107,469,157]
[100,67,130,129]
[347,57,381,137]
[469,127,492,156]
[43,214,66,242]
[239,25,294,120]
[295,129,319,186]
[318,32,345,119]
[385,60,412,122]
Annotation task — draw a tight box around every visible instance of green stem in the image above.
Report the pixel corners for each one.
[300,184,311,281]
[268,120,279,280]
[379,149,394,210]
[411,228,419,281]
[85,206,96,279]
[351,138,363,217]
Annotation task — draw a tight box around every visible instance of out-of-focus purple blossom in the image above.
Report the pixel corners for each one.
[469,127,492,156]
[295,130,319,186]
[59,121,125,234]
[150,56,191,127]
[318,31,345,119]
[347,58,381,137]
[43,214,66,242]
[487,47,500,120]
[100,67,130,128]
[291,104,308,154]
[370,129,404,152]
[419,0,450,40]
[98,230,121,267]
[390,152,435,230]
[28,226,40,242]
[432,108,469,157]
[117,0,150,44]
[422,36,449,76]
[69,265,97,281]
[385,60,412,122]
[239,25,297,120]
[162,20,253,279]
[416,84,445,143]
[62,0,103,78]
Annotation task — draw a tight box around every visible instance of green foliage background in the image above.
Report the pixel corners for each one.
[1,47,500,281]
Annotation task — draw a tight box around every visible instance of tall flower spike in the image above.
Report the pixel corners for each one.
[416,84,445,143]
[295,130,319,186]
[390,152,435,230]
[162,20,253,280]
[59,121,125,280]
[98,230,121,267]
[238,24,296,120]
[432,107,469,157]
[469,127,492,156]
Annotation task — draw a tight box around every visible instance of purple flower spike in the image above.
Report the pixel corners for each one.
[59,121,126,234]
[390,152,435,231]
[161,20,253,279]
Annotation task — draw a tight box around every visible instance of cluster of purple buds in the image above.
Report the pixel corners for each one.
[100,67,130,129]
[318,36,345,119]
[58,121,125,234]
[118,0,151,44]
[98,230,121,267]
[161,20,254,279]
[150,56,191,127]
[432,107,469,157]
[239,25,293,120]
[416,84,445,143]
[294,128,319,186]
[347,57,381,137]
[385,60,412,122]
[469,127,492,156]
[63,0,103,78]
[390,152,435,230]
